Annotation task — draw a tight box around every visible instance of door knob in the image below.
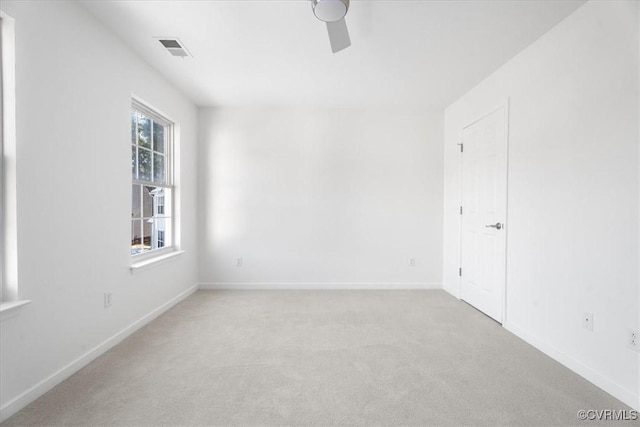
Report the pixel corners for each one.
[485,223,502,230]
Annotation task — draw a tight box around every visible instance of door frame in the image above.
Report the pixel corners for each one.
[457,98,510,324]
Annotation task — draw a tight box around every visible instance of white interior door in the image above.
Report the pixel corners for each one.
[460,105,508,323]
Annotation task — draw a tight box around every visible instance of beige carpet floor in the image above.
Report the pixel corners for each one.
[3,290,631,426]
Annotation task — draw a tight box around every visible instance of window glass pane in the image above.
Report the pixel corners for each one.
[131,110,137,145]
[150,187,167,217]
[154,153,165,183]
[132,185,141,218]
[154,218,167,248]
[156,193,165,216]
[143,220,152,250]
[142,186,155,218]
[153,122,165,154]
[138,148,152,181]
[137,113,151,149]
[131,220,142,255]
[131,146,137,180]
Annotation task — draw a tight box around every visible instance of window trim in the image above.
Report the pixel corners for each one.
[130,97,178,263]
[130,249,185,272]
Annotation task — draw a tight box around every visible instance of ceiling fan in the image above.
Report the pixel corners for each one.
[311,0,351,53]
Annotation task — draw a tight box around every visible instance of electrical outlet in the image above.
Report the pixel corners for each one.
[236,257,243,267]
[104,292,112,308]
[628,330,639,351]
[582,313,593,331]
[409,258,416,267]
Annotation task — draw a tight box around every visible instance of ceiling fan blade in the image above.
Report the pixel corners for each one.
[326,18,351,53]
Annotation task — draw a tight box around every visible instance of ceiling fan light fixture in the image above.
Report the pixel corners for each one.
[312,0,349,23]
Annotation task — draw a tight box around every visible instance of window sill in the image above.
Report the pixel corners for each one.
[0,300,32,319]
[130,250,185,272]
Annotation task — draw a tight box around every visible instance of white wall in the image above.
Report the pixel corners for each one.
[443,0,639,409]
[199,107,443,288]
[0,1,198,420]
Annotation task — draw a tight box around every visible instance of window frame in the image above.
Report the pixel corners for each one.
[130,98,176,262]
[0,11,24,310]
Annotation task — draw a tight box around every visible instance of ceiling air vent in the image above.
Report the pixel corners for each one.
[157,38,191,58]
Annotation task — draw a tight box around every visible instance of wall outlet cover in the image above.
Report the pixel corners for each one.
[628,330,639,352]
[582,313,593,331]
[104,292,112,308]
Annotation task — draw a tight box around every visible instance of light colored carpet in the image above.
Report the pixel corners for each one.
[3,290,630,426]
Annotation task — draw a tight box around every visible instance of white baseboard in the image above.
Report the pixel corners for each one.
[442,284,460,299]
[199,282,441,290]
[503,321,640,411]
[0,284,199,423]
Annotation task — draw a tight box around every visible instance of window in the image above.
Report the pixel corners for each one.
[0,11,22,308]
[131,100,174,257]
